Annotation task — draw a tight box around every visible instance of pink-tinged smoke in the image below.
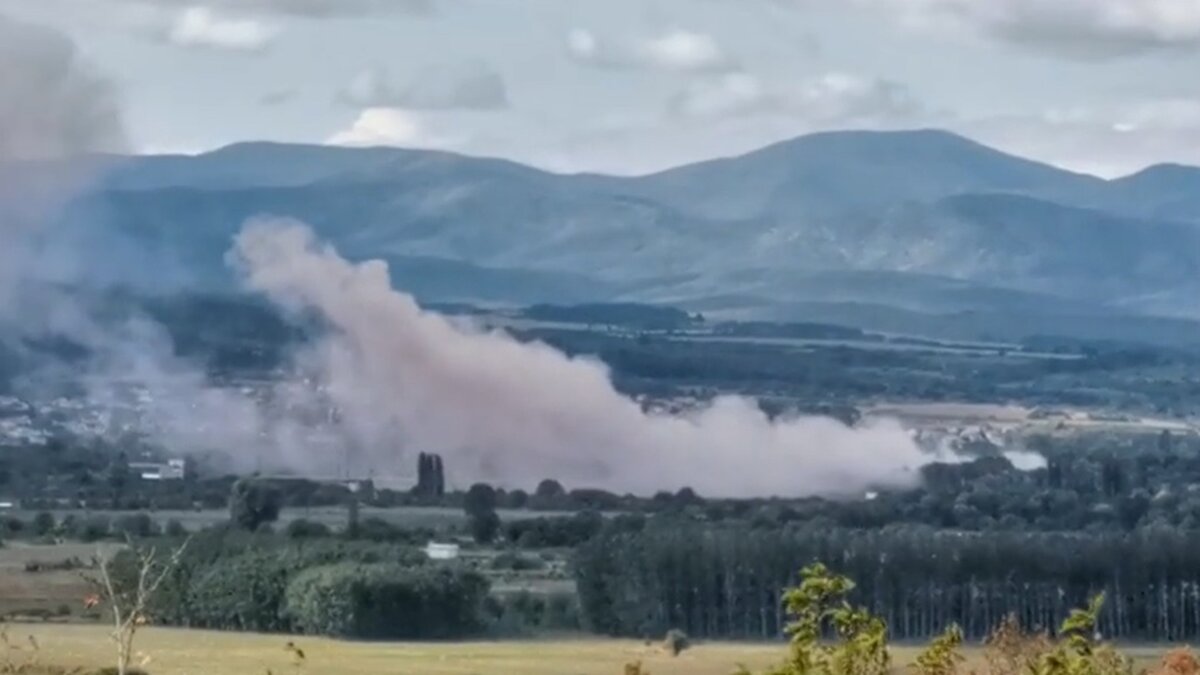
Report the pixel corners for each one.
[231,217,940,498]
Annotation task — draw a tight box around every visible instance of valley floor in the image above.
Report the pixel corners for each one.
[1,624,1174,675]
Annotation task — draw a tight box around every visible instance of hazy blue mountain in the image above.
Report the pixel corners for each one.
[624,129,1106,220]
[20,129,1200,339]
[1102,164,1200,223]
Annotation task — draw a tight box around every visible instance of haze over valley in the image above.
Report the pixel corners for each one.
[10,3,1200,668]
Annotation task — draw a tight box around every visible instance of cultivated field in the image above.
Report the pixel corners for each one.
[0,624,1176,675]
[0,543,114,620]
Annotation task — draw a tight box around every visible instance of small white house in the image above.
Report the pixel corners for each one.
[129,458,188,481]
[423,542,460,560]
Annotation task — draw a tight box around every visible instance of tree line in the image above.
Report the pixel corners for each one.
[574,522,1200,642]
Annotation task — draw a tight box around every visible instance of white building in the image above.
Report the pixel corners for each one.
[423,542,460,560]
[129,458,188,481]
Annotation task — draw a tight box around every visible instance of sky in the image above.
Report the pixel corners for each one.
[3,0,1200,177]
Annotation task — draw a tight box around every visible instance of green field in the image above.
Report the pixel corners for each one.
[0,624,1175,675]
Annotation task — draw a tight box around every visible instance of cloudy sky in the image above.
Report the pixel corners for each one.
[3,0,1200,177]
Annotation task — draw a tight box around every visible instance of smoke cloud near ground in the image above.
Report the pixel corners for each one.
[0,12,1034,496]
[230,218,945,498]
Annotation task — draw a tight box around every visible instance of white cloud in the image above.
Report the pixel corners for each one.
[325,108,464,149]
[966,98,1200,177]
[338,62,508,110]
[669,70,922,125]
[122,0,431,18]
[567,27,738,72]
[668,72,769,117]
[167,7,277,52]
[642,28,735,71]
[793,73,922,123]
[875,0,1200,58]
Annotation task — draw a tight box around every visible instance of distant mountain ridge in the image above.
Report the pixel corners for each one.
[15,128,1200,339]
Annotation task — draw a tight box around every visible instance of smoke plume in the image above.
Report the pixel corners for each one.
[230,218,938,498]
[0,13,995,497]
[0,12,127,305]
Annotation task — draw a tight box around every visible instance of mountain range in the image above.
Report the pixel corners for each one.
[14,128,1200,344]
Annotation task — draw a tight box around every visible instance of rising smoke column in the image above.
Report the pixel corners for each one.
[232,218,939,498]
[0,11,127,309]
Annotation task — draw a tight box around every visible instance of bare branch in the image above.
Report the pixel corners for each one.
[90,535,192,675]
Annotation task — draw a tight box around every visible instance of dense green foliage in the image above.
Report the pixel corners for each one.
[754,563,889,675]
[414,452,446,498]
[284,562,489,639]
[574,522,1200,642]
[465,482,501,544]
[504,511,606,548]
[484,591,582,636]
[110,528,458,635]
[228,478,283,531]
[736,564,1134,675]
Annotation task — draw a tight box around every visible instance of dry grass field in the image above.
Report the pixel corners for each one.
[0,624,1175,675]
[5,625,783,675]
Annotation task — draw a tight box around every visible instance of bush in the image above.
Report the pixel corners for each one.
[77,516,112,542]
[490,551,547,572]
[485,591,580,636]
[284,563,489,639]
[229,478,282,531]
[114,529,426,631]
[2,516,24,535]
[505,489,529,509]
[115,513,158,539]
[663,629,690,657]
[469,510,501,544]
[505,511,603,548]
[464,483,498,518]
[285,518,332,540]
[347,517,430,543]
[185,549,300,632]
[32,512,55,536]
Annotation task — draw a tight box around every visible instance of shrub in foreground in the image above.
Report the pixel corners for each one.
[733,562,1138,675]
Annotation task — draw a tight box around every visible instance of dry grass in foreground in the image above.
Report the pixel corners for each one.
[5,624,781,675]
[0,623,1177,675]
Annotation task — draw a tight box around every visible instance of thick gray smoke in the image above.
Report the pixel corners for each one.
[0,15,125,160]
[0,13,1018,497]
[0,13,242,463]
[0,12,127,305]
[229,218,939,497]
